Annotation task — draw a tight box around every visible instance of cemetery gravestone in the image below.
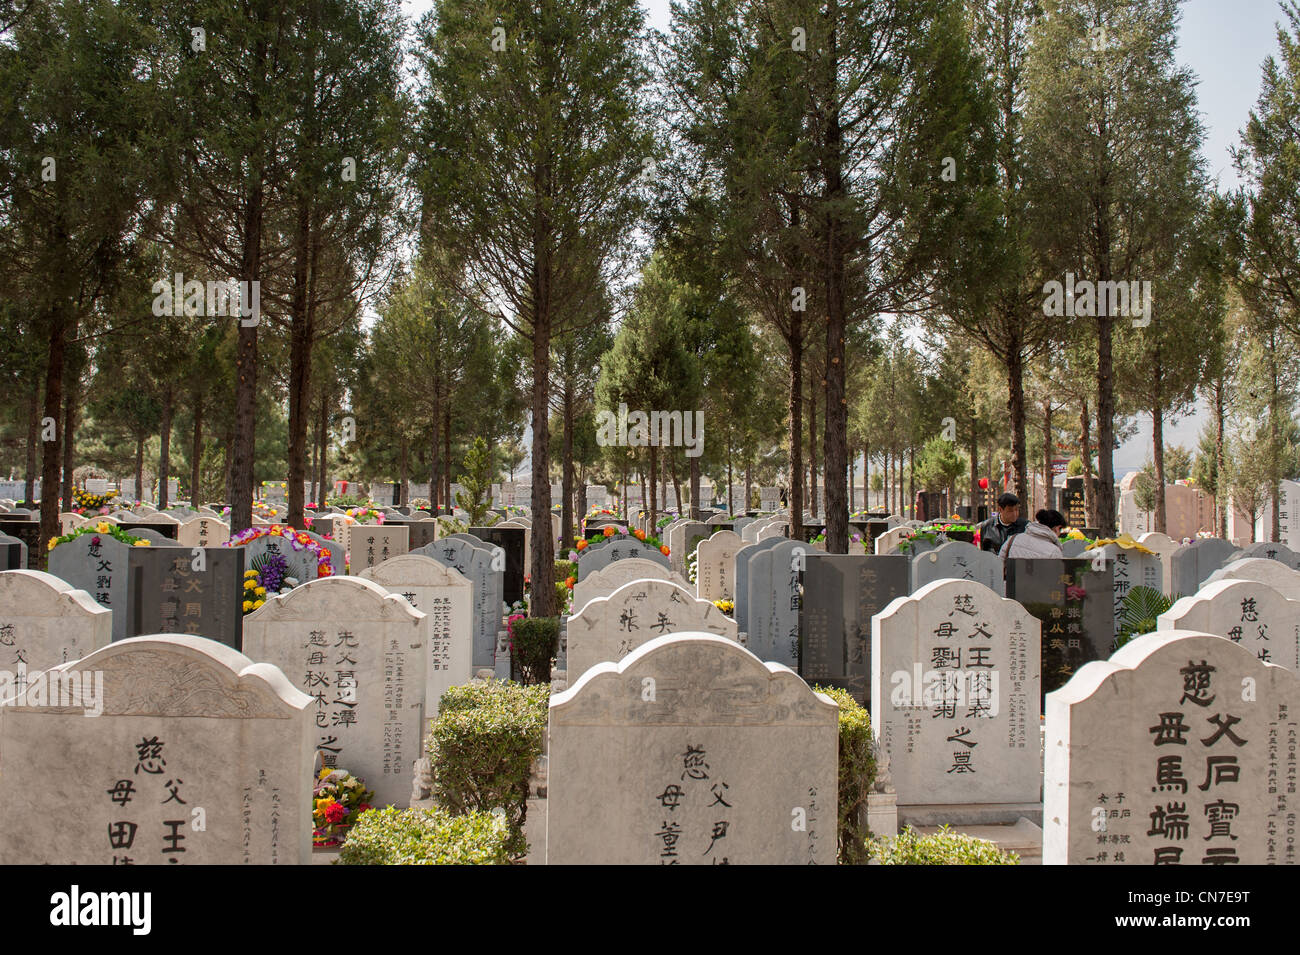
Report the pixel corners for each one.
[695,530,743,603]
[1206,557,1300,600]
[744,539,806,669]
[468,526,525,606]
[49,532,135,641]
[412,538,503,669]
[348,524,410,574]
[128,546,245,650]
[360,556,473,721]
[547,633,839,865]
[242,576,428,809]
[910,540,1004,596]
[566,580,737,680]
[800,554,910,702]
[1096,543,1164,640]
[177,518,230,549]
[872,579,1040,806]
[571,558,688,615]
[1158,578,1300,670]
[1044,630,1300,865]
[0,635,314,864]
[0,521,39,569]
[1238,541,1300,570]
[0,533,28,571]
[1168,538,1241,598]
[1005,557,1113,696]
[0,570,112,673]
[576,536,671,582]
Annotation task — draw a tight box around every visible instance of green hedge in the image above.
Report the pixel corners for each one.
[336,806,510,865]
[812,685,876,865]
[426,681,549,859]
[512,616,560,685]
[868,825,1019,865]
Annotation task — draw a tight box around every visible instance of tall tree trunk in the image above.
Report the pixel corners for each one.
[1270,332,1282,543]
[689,450,701,521]
[38,300,68,563]
[1214,378,1227,539]
[529,313,556,618]
[191,400,203,506]
[671,456,683,520]
[24,377,39,506]
[315,398,328,508]
[430,389,441,513]
[1007,343,1028,502]
[443,407,451,513]
[561,379,575,549]
[1080,398,1096,529]
[807,379,817,518]
[286,191,314,530]
[821,18,848,550]
[398,434,409,505]
[223,429,233,506]
[1095,319,1117,536]
[134,435,144,505]
[158,386,174,508]
[787,317,803,536]
[1042,401,1053,514]
[1152,404,1167,535]
[61,369,78,512]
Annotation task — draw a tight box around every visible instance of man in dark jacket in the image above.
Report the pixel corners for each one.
[978,492,1027,554]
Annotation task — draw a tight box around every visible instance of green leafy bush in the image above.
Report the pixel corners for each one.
[511,616,560,685]
[1114,585,1177,651]
[427,681,549,859]
[326,494,365,508]
[812,685,876,865]
[554,559,577,581]
[336,806,510,865]
[868,825,1019,865]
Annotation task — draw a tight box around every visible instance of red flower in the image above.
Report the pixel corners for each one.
[357,803,372,814]
[324,801,347,824]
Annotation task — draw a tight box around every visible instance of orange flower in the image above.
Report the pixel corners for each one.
[633,528,645,540]
[603,526,616,537]
[565,576,576,589]
[575,539,588,551]
[659,544,670,556]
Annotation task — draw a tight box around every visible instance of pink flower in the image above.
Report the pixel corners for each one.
[1066,585,1087,601]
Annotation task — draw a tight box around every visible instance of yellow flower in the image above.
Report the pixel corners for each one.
[255,587,266,596]
[244,579,257,591]
[133,540,150,547]
[242,600,253,612]
[244,569,258,579]
[47,538,58,552]
[96,523,110,533]
[253,599,264,609]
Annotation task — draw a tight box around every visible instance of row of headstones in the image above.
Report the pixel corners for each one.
[4,555,1299,863]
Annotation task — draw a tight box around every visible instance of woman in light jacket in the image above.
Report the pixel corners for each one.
[999,509,1067,559]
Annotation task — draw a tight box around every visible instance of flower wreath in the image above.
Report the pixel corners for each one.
[48,523,148,552]
[225,524,335,577]
[571,524,669,557]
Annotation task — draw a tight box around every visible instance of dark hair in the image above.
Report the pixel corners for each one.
[996,493,1019,508]
[1036,509,1067,530]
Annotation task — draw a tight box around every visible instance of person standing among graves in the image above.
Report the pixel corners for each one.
[999,509,1067,559]
[977,493,1026,554]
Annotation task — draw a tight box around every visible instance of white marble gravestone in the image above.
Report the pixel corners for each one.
[1045,629,1300,865]
[872,579,1040,806]
[0,569,112,673]
[1205,557,1300,600]
[0,635,314,864]
[242,576,428,809]
[695,530,743,603]
[566,579,737,681]
[360,555,472,719]
[347,524,410,573]
[177,517,230,549]
[547,632,839,865]
[1158,578,1300,671]
[1093,543,1164,639]
[571,558,689,615]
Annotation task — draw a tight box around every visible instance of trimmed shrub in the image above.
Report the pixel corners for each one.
[868,825,1019,865]
[554,559,577,581]
[427,681,549,859]
[336,806,510,865]
[511,616,560,685]
[812,685,876,865]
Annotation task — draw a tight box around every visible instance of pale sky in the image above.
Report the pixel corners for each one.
[401,0,1290,476]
